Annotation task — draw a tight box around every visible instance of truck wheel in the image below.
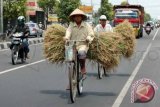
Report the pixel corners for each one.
[136,35,140,39]
[137,28,143,38]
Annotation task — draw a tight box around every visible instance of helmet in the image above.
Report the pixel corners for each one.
[99,15,107,20]
[17,16,25,26]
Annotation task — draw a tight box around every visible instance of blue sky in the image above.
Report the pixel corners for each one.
[80,0,160,19]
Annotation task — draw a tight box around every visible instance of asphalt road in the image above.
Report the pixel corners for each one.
[0,29,160,107]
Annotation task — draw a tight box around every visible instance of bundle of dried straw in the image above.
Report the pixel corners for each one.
[44,20,136,70]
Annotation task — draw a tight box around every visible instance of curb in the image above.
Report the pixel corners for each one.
[0,38,44,50]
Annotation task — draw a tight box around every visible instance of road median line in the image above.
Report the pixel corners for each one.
[0,59,46,75]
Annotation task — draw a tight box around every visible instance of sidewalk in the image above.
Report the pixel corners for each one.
[0,38,44,50]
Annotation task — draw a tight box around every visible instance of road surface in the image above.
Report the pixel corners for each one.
[0,29,159,107]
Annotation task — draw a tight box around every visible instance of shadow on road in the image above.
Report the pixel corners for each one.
[40,89,116,98]
[109,73,131,77]
[79,91,116,97]
[40,89,117,104]
[40,90,69,99]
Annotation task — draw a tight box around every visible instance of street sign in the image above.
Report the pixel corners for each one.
[79,6,93,13]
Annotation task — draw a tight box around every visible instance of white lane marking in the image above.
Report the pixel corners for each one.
[0,43,43,52]
[0,59,46,75]
[112,29,159,107]
[152,29,159,41]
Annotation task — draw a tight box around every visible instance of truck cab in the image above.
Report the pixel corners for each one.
[113,5,144,38]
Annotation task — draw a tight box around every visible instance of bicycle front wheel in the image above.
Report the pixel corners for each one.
[68,63,77,103]
[11,46,19,65]
[77,60,84,95]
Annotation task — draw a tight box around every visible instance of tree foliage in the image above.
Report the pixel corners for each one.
[144,12,151,22]
[98,0,113,20]
[3,0,27,20]
[37,0,56,14]
[121,1,129,5]
[56,0,80,23]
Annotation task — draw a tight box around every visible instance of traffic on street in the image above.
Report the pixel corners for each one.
[0,29,159,107]
[0,0,160,107]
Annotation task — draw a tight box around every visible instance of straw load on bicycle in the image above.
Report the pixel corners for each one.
[114,20,136,58]
[44,24,65,63]
[44,20,136,71]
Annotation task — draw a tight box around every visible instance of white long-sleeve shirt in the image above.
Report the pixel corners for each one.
[94,24,113,33]
[65,21,94,52]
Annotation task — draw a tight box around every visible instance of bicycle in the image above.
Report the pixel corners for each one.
[96,33,108,79]
[65,40,86,103]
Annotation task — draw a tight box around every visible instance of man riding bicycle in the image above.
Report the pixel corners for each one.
[94,15,113,77]
[64,9,94,81]
[94,15,113,33]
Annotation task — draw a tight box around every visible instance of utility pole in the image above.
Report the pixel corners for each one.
[91,0,93,15]
[0,0,3,33]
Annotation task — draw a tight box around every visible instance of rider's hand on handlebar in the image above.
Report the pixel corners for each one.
[86,38,92,44]
[86,39,89,43]
[63,37,68,41]
[63,37,69,45]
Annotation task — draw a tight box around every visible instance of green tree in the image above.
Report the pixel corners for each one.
[98,0,113,20]
[56,0,80,23]
[37,0,56,14]
[144,12,151,22]
[3,0,26,20]
[121,1,129,5]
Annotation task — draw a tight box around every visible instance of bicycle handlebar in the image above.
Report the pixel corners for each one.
[65,40,86,46]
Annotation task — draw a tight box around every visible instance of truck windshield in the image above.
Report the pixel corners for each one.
[115,12,138,19]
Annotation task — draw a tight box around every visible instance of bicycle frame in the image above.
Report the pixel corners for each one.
[65,40,85,103]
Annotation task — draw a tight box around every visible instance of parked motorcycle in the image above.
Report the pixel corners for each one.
[11,32,27,65]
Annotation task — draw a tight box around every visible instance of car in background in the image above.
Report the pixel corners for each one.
[25,22,43,37]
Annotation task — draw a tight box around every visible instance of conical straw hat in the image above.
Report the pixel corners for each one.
[69,8,87,21]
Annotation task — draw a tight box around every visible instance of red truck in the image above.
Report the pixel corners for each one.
[113,5,144,38]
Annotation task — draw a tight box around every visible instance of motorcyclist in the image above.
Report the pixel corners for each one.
[94,15,113,33]
[10,16,30,58]
[145,22,151,27]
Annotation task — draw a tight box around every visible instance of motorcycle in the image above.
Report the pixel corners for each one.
[145,26,152,35]
[11,32,27,65]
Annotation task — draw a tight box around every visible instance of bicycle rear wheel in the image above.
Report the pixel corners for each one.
[98,63,103,79]
[68,63,77,103]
